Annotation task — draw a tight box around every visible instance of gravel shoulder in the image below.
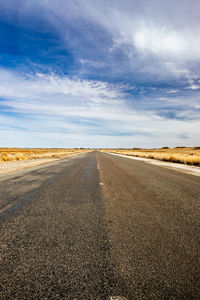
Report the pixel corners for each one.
[106,152,200,177]
[0,153,84,178]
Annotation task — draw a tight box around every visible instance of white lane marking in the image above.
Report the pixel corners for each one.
[99,182,104,185]
[97,162,100,170]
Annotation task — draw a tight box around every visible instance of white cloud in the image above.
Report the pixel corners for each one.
[6,0,200,60]
[52,1,200,61]
[0,0,200,147]
[2,0,200,79]
[185,77,200,90]
[133,23,187,57]
[0,67,199,147]
[0,69,123,104]
[79,59,107,69]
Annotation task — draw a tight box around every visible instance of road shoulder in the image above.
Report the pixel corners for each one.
[104,152,200,177]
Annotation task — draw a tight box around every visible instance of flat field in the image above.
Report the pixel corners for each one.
[102,147,200,166]
[0,148,90,163]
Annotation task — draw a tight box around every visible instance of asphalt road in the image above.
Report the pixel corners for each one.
[0,151,200,299]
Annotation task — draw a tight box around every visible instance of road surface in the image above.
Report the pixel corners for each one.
[0,151,200,299]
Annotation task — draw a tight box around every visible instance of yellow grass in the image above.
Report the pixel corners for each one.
[0,148,91,163]
[102,147,200,166]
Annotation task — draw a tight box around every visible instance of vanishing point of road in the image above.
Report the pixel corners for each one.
[0,151,200,299]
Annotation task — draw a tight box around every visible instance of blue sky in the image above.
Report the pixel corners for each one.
[0,0,199,148]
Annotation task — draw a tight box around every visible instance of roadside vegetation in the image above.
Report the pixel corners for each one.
[0,148,90,163]
[102,147,200,166]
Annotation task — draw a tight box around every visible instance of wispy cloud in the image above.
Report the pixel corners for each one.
[0,67,199,147]
[0,1,199,147]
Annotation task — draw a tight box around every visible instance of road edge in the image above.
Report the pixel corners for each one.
[102,151,200,177]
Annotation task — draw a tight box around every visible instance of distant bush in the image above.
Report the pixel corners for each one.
[174,146,186,148]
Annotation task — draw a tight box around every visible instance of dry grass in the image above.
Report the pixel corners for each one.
[0,148,90,163]
[102,147,200,166]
